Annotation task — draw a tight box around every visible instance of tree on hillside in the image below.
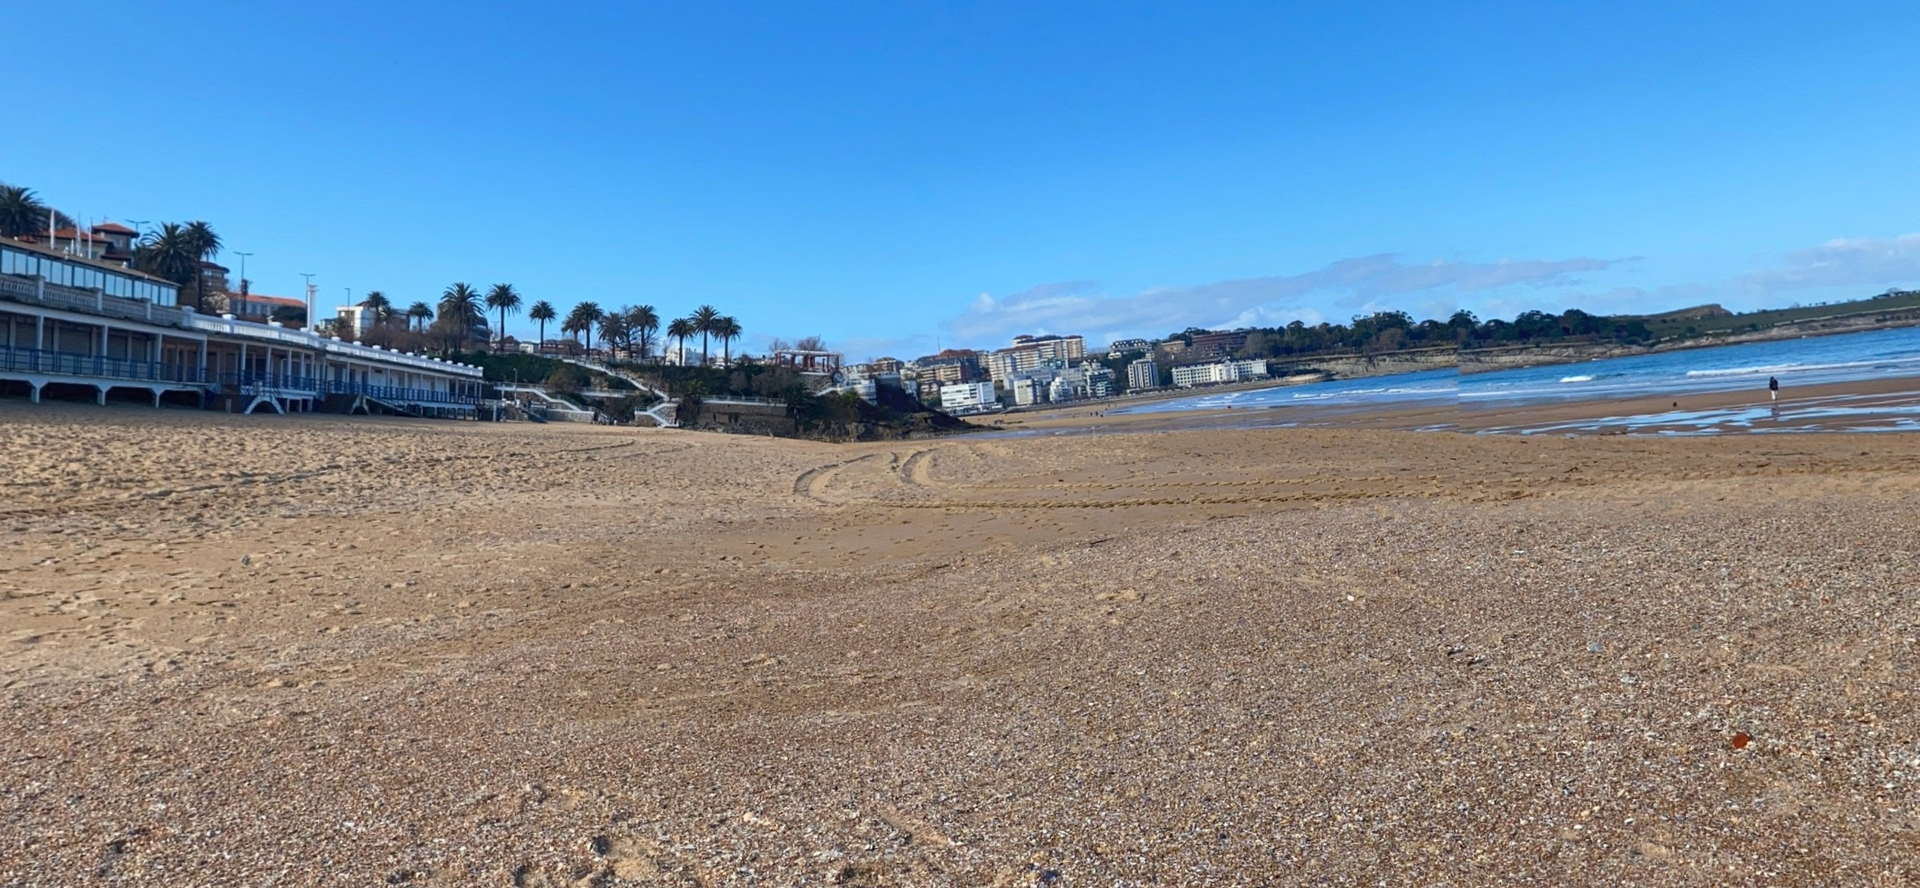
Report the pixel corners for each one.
[407,301,434,332]
[179,221,221,312]
[598,311,629,360]
[360,291,395,327]
[625,305,659,361]
[527,300,556,352]
[133,223,201,304]
[438,282,485,351]
[667,317,695,365]
[0,184,71,238]
[565,302,604,354]
[691,304,720,367]
[485,283,521,351]
[713,315,741,366]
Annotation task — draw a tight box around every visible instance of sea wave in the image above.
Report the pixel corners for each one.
[1684,363,1803,378]
[1559,375,1594,383]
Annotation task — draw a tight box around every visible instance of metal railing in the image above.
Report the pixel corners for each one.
[218,370,484,405]
[0,274,190,328]
[0,343,208,384]
[185,315,484,378]
[0,343,482,406]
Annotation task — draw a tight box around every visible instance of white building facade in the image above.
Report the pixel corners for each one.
[1171,358,1269,388]
[939,381,997,414]
[1127,358,1159,390]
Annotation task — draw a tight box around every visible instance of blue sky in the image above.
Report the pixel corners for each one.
[6,1,1919,360]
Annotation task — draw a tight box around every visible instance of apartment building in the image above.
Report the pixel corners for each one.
[938,381,997,414]
[985,334,1085,383]
[1127,358,1159,390]
[1171,358,1269,388]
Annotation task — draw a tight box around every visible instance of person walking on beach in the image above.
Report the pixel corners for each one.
[1769,376,1780,401]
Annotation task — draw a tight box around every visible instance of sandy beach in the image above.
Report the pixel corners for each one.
[3,401,1918,886]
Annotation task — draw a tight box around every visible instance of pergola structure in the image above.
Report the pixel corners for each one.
[771,349,842,377]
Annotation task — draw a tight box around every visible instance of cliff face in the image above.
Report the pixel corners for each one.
[1459,343,1647,373]
[1273,348,1457,379]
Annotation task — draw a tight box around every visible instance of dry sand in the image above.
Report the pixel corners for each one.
[2,401,1918,886]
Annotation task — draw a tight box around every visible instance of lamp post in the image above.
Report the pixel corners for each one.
[231,251,253,316]
[300,273,315,333]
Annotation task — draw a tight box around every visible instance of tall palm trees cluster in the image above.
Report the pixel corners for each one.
[348,282,489,351]
[541,302,739,366]
[661,304,741,366]
[346,285,748,366]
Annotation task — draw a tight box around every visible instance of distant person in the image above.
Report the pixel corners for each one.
[1769,376,1780,401]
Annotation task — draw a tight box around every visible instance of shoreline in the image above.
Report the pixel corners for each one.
[995,374,1920,437]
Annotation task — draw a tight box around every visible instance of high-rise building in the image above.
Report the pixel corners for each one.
[986,334,1085,382]
[1127,358,1159,391]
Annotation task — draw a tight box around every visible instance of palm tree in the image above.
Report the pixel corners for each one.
[439,282,485,351]
[690,304,720,367]
[485,283,522,352]
[0,184,65,238]
[179,221,221,312]
[528,300,556,353]
[132,223,200,302]
[667,317,695,366]
[712,316,742,366]
[407,301,434,332]
[360,291,394,326]
[625,305,660,361]
[565,302,604,354]
[598,312,629,360]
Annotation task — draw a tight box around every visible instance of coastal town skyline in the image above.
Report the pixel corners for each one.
[7,3,1919,363]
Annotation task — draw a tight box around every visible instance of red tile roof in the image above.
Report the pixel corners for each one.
[237,294,306,308]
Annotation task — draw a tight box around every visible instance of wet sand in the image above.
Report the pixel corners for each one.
[1003,374,1920,437]
[3,401,1918,885]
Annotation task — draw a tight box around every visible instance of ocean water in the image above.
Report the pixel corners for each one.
[1100,325,1920,433]
[1460,325,1920,407]
[1109,368,1459,415]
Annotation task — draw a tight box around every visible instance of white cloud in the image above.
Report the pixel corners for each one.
[1536,232,1920,319]
[947,253,1622,346]
[1733,233,1920,296]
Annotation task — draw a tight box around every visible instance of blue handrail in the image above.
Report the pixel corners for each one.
[0,343,207,384]
[0,343,482,405]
